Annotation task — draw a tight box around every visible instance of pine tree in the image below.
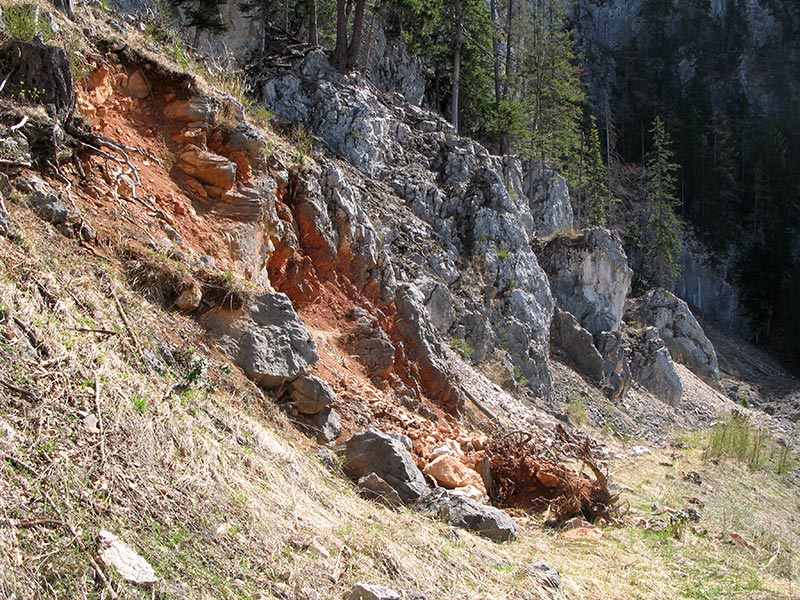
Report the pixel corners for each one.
[576,114,612,227]
[645,116,683,288]
[177,0,227,48]
[514,2,584,177]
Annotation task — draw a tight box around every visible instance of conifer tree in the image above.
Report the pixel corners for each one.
[178,0,227,48]
[514,2,584,178]
[645,116,683,288]
[575,114,612,227]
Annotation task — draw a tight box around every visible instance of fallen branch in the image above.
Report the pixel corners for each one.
[0,517,65,528]
[9,115,29,132]
[2,452,41,477]
[0,157,33,168]
[110,286,151,373]
[460,385,500,423]
[0,378,36,399]
[94,372,107,465]
[67,327,119,336]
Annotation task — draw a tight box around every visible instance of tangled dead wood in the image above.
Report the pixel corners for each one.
[487,424,619,522]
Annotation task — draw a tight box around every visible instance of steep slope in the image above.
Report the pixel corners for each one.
[0,2,799,599]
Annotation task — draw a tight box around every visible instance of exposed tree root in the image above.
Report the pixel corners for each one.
[487,425,619,523]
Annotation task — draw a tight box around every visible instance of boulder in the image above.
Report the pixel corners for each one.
[551,308,604,380]
[356,473,403,507]
[526,562,562,590]
[347,583,401,600]
[176,147,236,191]
[0,130,32,167]
[422,455,487,497]
[539,228,632,337]
[174,284,202,311]
[628,327,683,406]
[98,530,157,585]
[341,429,428,504]
[205,293,319,388]
[300,406,341,443]
[290,374,337,415]
[30,190,68,225]
[626,288,720,386]
[163,98,215,123]
[123,70,151,98]
[418,488,518,542]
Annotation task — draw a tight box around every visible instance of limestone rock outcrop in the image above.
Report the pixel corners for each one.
[539,228,632,338]
[626,288,720,386]
[551,308,604,381]
[523,162,574,238]
[628,327,683,406]
[262,50,555,398]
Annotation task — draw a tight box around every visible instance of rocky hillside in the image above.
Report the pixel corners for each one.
[0,2,799,599]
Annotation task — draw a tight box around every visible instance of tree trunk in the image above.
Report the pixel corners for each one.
[308,0,318,46]
[451,6,464,132]
[52,0,74,19]
[1,41,75,123]
[331,0,349,71]
[491,0,502,105]
[503,0,514,98]
[345,0,366,71]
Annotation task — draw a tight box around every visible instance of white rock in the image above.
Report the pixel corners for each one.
[628,445,652,457]
[98,530,157,584]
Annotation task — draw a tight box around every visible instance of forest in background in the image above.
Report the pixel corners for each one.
[173,0,800,371]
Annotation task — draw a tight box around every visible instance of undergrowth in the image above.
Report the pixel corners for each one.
[703,411,797,474]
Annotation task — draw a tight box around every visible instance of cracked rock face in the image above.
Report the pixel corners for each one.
[539,228,632,338]
[262,51,555,398]
[628,327,684,406]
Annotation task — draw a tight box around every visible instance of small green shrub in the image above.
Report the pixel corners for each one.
[249,106,273,129]
[566,394,587,425]
[2,3,55,42]
[290,125,313,158]
[513,366,529,389]
[133,395,148,414]
[703,412,797,474]
[452,336,475,359]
